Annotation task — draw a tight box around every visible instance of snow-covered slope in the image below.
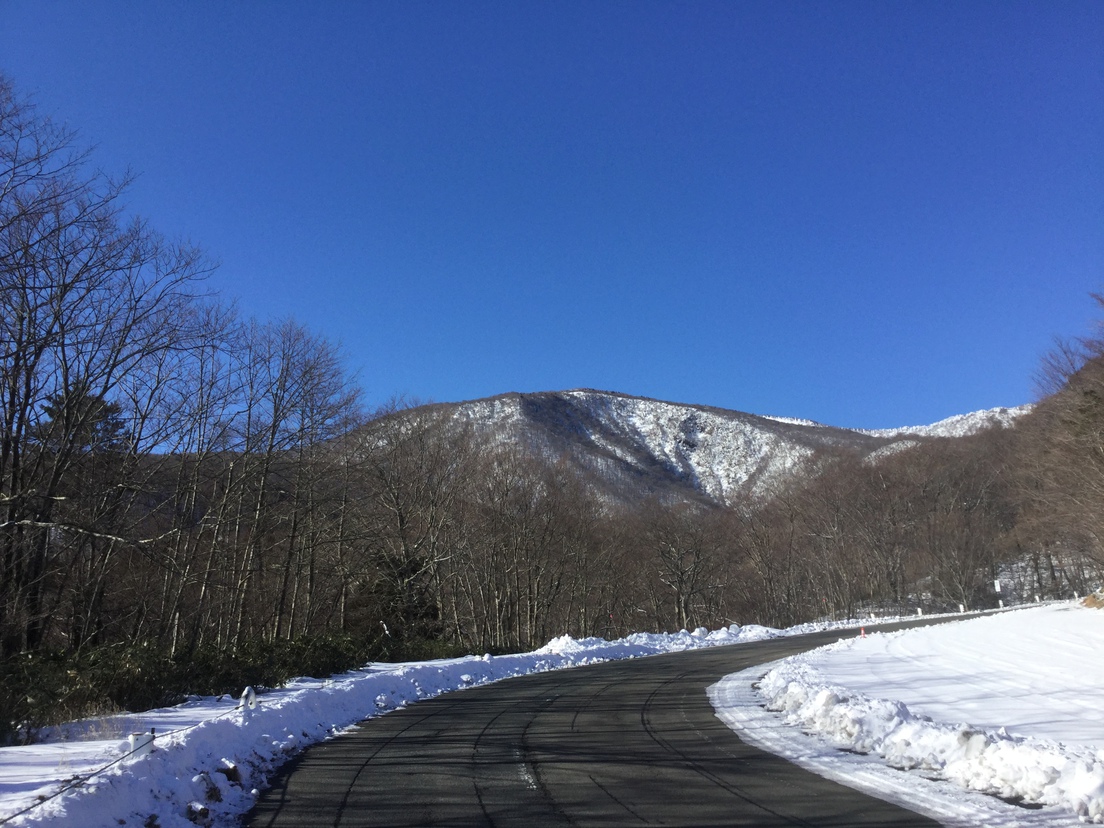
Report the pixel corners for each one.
[433,390,1025,505]
[867,404,1031,439]
[446,390,873,503]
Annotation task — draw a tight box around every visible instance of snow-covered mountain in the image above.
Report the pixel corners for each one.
[865,405,1030,439]
[425,390,1026,506]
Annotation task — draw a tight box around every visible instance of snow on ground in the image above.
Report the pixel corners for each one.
[710,603,1104,826]
[0,620,851,828]
[6,605,1096,828]
[866,404,1031,439]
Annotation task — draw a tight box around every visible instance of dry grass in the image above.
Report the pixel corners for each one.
[1082,593,1104,609]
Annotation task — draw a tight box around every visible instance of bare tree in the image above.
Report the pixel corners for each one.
[0,77,213,655]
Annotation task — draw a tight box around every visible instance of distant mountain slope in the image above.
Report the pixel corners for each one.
[865,405,1031,439]
[420,390,1026,506]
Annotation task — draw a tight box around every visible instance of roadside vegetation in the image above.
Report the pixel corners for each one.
[1,75,1100,742]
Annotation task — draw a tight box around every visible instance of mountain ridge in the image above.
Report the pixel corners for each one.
[405,389,1028,506]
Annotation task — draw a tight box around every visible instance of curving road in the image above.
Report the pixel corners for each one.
[248,626,942,827]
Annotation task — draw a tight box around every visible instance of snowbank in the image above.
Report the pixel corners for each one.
[739,605,1104,825]
[759,661,1104,822]
[0,623,798,828]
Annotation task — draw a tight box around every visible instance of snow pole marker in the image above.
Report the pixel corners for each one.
[239,686,258,721]
[127,729,155,758]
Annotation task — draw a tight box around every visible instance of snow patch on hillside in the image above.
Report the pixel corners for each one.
[863,439,921,463]
[580,391,815,501]
[867,405,1031,439]
[760,414,826,428]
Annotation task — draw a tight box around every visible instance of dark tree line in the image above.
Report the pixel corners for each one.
[2,73,1101,739]
[1012,302,1104,595]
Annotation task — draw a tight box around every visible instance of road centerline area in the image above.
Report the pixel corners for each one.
[248,629,943,827]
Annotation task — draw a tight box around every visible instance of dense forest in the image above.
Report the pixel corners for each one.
[1,76,1101,741]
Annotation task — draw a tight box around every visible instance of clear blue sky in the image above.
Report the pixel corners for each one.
[1,1,1100,429]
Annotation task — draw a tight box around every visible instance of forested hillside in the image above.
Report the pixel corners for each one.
[1,75,1100,741]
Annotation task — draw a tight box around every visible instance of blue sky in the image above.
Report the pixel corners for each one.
[1,1,1100,428]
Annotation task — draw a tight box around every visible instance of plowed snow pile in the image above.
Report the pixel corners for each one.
[0,623,802,827]
[712,603,1104,826]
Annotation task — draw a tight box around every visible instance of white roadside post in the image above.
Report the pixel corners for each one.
[239,686,259,720]
[128,729,155,758]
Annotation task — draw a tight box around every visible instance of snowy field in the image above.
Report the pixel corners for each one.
[711,602,1104,826]
[2,604,1098,827]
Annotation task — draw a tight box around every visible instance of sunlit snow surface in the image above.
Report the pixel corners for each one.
[5,606,1096,827]
[0,622,810,828]
[711,603,1104,826]
[865,404,1032,438]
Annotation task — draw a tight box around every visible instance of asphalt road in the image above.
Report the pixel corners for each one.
[247,625,944,827]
